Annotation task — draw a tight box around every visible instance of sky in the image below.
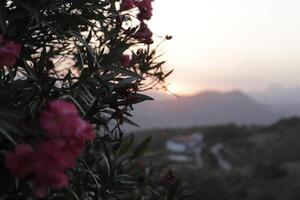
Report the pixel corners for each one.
[148,0,300,95]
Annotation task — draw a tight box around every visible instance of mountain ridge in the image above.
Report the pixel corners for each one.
[129,90,291,130]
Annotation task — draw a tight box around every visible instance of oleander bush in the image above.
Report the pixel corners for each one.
[0,0,192,199]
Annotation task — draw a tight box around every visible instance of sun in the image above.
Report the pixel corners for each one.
[166,83,178,95]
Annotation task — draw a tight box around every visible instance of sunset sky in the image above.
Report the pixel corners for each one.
[148,0,300,95]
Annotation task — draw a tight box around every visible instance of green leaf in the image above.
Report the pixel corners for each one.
[114,174,136,185]
[13,0,40,24]
[0,127,17,146]
[75,44,85,69]
[37,48,47,73]
[0,6,7,34]
[85,100,99,118]
[100,44,131,65]
[66,188,81,200]
[121,93,154,105]
[68,31,100,69]
[61,12,96,28]
[103,65,143,80]
[131,136,152,159]
[133,93,154,101]
[71,68,90,88]
[163,69,174,79]
[119,77,138,86]
[150,61,166,70]
[22,59,39,82]
[123,117,140,127]
[101,73,118,81]
[100,152,111,175]
[86,29,93,43]
[118,135,135,156]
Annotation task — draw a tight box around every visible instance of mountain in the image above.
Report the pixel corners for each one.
[249,85,300,117]
[250,84,300,105]
[129,90,282,130]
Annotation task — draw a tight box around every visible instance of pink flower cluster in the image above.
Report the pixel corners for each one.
[137,0,152,21]
[120,0,152,21]
[133,23,153,44]
[120,0,135,11]
[121,54,131,67]
[5,100,95,197]
[121,0,152,21]
[0,35,21,67]
[121,0,153,44]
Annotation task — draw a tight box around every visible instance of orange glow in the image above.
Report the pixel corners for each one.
[166,84,178,95]
[148,0,300,92]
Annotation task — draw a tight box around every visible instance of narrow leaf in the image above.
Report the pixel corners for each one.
[131,136,152,159]
[118,135,135,156]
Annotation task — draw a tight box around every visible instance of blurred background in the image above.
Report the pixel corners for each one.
[131,0,300,199]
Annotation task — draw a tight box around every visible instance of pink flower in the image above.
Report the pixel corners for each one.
[32,139,75,197]
[116,15,124,24]
[40,99,95,141]
[33,170,68,198]
[133,23,153,44]
[120,0,136,11]
[35,139,76,170]
[5,144,35,178]
[121,54,131,67]
[137,0,152,21]
[0,36,21,67]
[5,99,96,197]
[40,109,64,138]
[5,140,76,197]
[45,99,78,116]
[65,138,85,155]
[61,117,95,141]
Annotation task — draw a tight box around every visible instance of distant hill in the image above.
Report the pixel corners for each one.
[250,84,300,105]
[249,85,300,116]
[130,90,282,130]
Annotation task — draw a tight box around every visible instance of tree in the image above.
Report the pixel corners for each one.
[0,0,192,199]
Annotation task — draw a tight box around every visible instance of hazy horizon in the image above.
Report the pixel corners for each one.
[147,83,300,106]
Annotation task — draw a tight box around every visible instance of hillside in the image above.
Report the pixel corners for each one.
[130,90,281,129]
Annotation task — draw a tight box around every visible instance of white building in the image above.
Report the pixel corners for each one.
[165,133,205,167]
